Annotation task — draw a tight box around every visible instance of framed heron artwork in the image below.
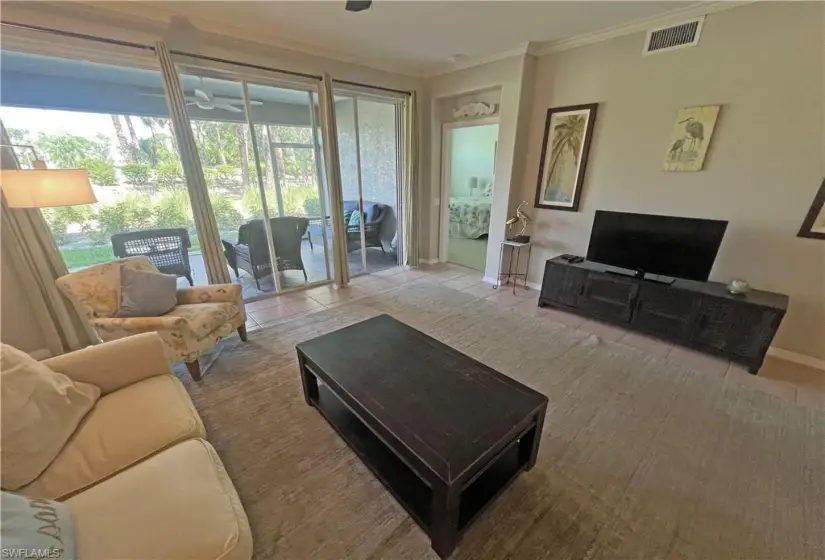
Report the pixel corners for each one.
[534,103,598,212]
[664,105,721,171]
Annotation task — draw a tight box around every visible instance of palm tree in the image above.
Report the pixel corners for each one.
[545,114,586,189]
[110,115,133,163]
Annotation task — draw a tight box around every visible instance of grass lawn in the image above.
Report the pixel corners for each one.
[59,232,213,270]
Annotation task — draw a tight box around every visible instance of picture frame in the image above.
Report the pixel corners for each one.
[663,105,721,172]
[534,103,598,212]
[797,178,825,240]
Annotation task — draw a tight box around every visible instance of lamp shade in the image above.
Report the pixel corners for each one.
[0,169,96,208]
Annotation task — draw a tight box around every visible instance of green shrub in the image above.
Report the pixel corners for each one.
[203,168,218,190]
[121,162,151,185]
[241,187,270,219]
[43,205,94,245]
[155,162,183,189]
[79,157,118,186]
[215,165,239,187]
[303,197,321,217]
[210,194,244,230]
[283,186,317,216]
[154,191,193,230]
[93,195,154,240]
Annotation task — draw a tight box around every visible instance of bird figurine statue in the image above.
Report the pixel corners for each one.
[506,201,531,243]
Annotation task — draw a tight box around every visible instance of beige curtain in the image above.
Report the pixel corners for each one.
[318,74,350,287]
[402,91,420,267]
[0,128,99,355]
[155,41,231,285]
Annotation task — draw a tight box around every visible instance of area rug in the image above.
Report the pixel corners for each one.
[182,284,824,560]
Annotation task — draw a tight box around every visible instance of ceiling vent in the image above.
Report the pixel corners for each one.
[643,16,704,55]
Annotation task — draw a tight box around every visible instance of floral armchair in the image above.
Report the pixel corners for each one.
[55,257,247,381]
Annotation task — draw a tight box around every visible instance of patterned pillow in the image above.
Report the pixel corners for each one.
[1,492,74,559]
[348,210,361,227]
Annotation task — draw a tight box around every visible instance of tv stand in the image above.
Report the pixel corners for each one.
[538,257,789,374]
[605,269,675,285]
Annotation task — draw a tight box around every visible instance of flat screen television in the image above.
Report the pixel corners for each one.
[586,210,728,282]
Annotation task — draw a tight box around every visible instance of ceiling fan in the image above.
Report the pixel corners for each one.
[138,78,263,113]
[345,1,372,13]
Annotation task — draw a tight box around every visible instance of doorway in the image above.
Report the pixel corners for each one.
[440,120,498,271]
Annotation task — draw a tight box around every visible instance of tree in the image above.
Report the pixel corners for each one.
[6,127,37,167]
[36,133,109,169]
[110,115,133,163]
[236,126,250,185]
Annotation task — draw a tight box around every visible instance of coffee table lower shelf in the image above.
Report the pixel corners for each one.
[307,377,532,558]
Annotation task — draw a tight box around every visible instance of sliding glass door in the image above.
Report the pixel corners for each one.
[0,50,206,288]
[178,67,333,299]
[334,93,403,277]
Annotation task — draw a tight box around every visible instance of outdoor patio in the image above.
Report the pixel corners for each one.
[181,238,398,300]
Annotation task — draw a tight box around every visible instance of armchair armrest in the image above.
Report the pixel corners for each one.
[176,284,243,305]
[42,333,171,395]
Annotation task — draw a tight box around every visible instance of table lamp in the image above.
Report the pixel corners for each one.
[0,144,96,208]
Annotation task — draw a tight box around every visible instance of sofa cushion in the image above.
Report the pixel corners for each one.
[0,344,100,490]
[20,375,204,500]
[67,439,253,560]
[164,302,240,339]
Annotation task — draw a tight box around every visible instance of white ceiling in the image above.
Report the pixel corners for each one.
[90,1,707,76]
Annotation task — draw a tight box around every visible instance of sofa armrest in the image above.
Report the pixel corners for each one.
[176,284,242,305]
[42,333,171,395]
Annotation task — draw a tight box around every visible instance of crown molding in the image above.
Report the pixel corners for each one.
[532,1,753,56]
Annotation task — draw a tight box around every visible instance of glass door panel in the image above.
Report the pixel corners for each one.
[334,94,366,277]
[178,71,333,299]
[0,50,202,288]
[355,98,401,273]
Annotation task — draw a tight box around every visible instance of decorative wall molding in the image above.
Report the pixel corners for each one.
[453,101,498,119]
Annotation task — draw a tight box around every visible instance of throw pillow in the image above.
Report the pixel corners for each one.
[117,267,178,318]
[1,345,100,490]
[348,209,361,227]
[1,492,75,560]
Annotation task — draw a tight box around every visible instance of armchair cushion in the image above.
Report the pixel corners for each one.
[19,374,204,500]
[164,303,240,339]
[56,256,159,319]
[176,284,242,306]
[1,344,100,490]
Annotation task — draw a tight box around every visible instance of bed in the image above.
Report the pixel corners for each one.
[448,196,491,239]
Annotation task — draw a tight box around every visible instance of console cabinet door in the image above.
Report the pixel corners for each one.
[578,274,638,322]
[631,283,696,338]
[541,262,586,307]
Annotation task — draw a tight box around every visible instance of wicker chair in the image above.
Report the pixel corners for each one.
[222,217,308,291]
[111,228,194,286]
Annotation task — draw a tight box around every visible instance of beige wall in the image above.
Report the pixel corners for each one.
[517,2,825,359]
[425,55,536,275]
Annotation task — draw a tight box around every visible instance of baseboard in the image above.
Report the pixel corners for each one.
[767,347,825,372]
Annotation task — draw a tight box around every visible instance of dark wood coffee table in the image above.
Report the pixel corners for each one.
[296,314,548,558]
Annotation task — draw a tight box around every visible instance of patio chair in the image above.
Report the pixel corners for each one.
[343,201,390,253]
[111,228,194,286]
[222,216,309,291]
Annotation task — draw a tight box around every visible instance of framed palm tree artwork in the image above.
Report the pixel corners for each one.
[798,178,825,240]
[534,103,598,211]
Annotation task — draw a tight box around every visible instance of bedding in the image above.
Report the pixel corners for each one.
[449,196,491,239]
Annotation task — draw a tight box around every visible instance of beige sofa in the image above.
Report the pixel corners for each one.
[21,333,252,560]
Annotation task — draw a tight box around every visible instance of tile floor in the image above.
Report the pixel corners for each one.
[243,262,825,409]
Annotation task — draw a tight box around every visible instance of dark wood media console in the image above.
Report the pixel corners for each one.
[538,257,789,373]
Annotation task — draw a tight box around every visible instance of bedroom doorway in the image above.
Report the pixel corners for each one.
[441,120,498,271]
